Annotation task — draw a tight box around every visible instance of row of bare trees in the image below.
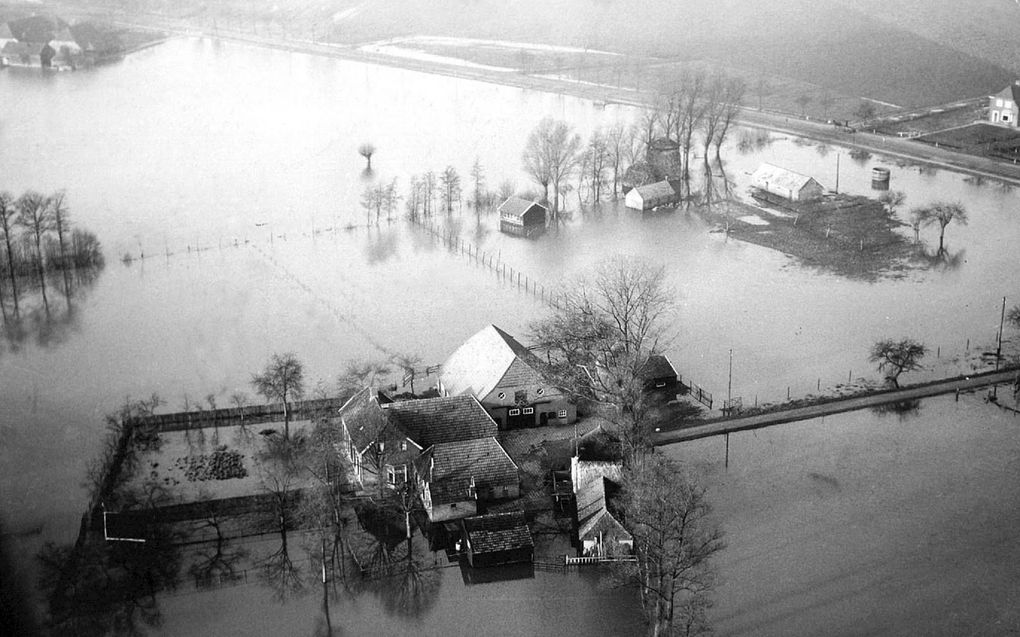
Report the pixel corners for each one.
[0,190,103,318]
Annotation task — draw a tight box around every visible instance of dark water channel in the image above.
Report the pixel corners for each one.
[2,37,1019,634]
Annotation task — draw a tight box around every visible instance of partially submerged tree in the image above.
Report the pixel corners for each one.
[358,143,376,170]
[0,191,19,315]
[869,338,927,387]
[617,453,724,637]
[16,190,54,309]
[532,256,674,454]
[522,117,582,218]
[918,201,968,253]
[854,100,877,122]
[439,165,461,214]
[251,352,306,439]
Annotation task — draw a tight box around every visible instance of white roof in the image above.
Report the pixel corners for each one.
[751,163,822,192]
[632,180,677,200]
[439,325,533,400]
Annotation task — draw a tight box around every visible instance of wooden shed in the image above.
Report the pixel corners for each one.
[498,197,547,238]
[624,180,679,211]
[461,510,534,567]
[751,163,824,202]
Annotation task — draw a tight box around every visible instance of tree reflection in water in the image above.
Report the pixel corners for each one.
[0,263,103,355]
[870,398,923,421]
[913,245,966,273]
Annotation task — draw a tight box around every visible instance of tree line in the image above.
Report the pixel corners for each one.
[0,190,103,318]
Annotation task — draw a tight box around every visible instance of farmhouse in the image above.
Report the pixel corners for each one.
[624,180,680,211]
[571,456,632,557]
[337,389,501,489]
[438,324,576,429]
[498,197,547,238]
[751,163,824,202]
[461,510,534,567]
[989,82,1020,127]
[416,436,520,522]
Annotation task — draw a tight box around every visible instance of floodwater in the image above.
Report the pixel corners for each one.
[1,37,1019,633]
[663,394,1020,635]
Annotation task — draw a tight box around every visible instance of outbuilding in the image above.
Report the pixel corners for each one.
[498,197,547,238]
[751,163,824,202]
[461,510,534,567]
[624,180,680,211]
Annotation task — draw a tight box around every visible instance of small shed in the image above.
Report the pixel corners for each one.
[624,180,679,211]
[499,197,547,238]
[751,163,824,202]
[639,354,679,394]
[461,510,534,567]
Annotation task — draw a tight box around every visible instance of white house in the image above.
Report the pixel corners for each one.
[989,82,1020,127]
[751,163,824,202]
[624,180,679,211]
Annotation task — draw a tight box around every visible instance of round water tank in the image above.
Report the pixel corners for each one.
[871,167,890,190]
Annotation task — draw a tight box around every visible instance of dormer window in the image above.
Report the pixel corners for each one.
[400,440,407,451]
[379,441,385,452]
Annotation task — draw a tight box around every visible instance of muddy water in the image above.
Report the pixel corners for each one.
[2,37,1019,633]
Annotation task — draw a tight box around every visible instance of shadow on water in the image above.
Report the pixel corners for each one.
[912,245,966,273]
[0,264,103,356]
[870,398,923,421]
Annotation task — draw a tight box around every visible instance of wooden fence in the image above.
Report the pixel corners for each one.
[411,216,566,310]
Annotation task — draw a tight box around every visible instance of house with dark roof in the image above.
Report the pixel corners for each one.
[337,388,422,489]
[438,324,576,429]
[461,510,534,567]
[498,197,547,238]
[337,388,506,495]
[989,82,1020,127]
[415,437,520,522]
[751,164,824,202]
[639,354,679,394]
[624,180,680,211]
[571,456,632,557]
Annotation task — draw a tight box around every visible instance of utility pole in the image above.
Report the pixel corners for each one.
[725,348,732,469]
[835,153,840,194]
[993,296,1006,399]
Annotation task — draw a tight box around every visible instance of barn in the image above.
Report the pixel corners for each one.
[498,197,547,238]
[624,180,679,211]
[751,163,824,202]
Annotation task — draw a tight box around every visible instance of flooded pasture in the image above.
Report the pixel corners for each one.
[2,37,1020,634]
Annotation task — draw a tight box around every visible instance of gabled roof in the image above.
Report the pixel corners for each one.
[440,325,551,400]
[384,395,497,447]
[572,457,631,542]
[463,510,533,554]
[498,197,545,219]
[993,83,1020,104]
[751,163,823,193]
[339,388,407,454]
[639,354,677,380]
[2,41,46,56]
[417,437,518,505]
[631,180,678,200]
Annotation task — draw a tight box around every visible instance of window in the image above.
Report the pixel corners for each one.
[497,391,506,400]
[509,408,521,416]
[655,381,666,388]
[1005,114,1012,123]
[378,441,385,452]
[558,409,567,419]
[523,407,534,415]
[536,388,544,396]
[386,464,407,485]
[400,440,407,451]
[998,98,1005,107]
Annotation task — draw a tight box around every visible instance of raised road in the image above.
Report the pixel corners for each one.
[654,367,1020,445]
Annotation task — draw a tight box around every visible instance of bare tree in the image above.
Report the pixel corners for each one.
[522,117,582,218]
[606,122,629,198]
[49,191,73,301]
[16,190,54,310]
[337,358,392,398]
[617,453,724,637]
[754,76,770,111]
[358,143,376,170]
[251,353,306,440]
[854,100,877,122]
[713,78,745,158]
[390,352,423,395]
[531,256,674,453]
[470,157,486,213]
[0,192,19,315]
[869,338,927,387]
[439,165,461,214]
[581,130,610,205]
[918,201,968,253]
